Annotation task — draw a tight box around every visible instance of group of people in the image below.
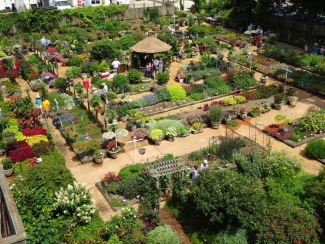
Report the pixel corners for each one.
[307,43,325,55]
[40,36,52,50]
[35,94,51,119]
[190,159,208,180]
[145,58,164,78]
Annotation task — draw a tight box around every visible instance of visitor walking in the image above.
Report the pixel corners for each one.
[178,48,184,60]
[188,32,193,44]
[40,36,47,50]
[312,43,319,55]
[158,58,164,72]
[190,164,199,180]
[320,46,325,55]
[145,62,152,78]
[42,97,50,119]
[280,48,285,63]
[111,58,120,73]
[35,93,42,109]
[200,159,208,171]
[246,53,253,67]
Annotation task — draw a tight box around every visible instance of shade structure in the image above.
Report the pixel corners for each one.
[130,36,172,54]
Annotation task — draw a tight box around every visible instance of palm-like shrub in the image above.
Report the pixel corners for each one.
[208,105,223,122]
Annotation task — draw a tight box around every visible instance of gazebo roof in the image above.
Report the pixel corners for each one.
[130,36,172,54]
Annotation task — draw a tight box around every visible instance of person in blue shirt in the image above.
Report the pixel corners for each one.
[40,37,47,50]
[35,93,42,109]
[312,43,319,54]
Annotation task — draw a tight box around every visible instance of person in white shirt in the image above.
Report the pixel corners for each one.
[320,46,325,55]
[168,24,174,34]
[200,159,208,171]
[111,58,120,73]
[191,164,199,180]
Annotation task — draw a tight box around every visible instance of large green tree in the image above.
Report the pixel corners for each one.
[190,169,265,229]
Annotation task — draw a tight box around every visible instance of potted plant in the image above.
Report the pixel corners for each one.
[192,122,203,133]
[273,93,286,109]
[263,103,271,112]
[149,129,163,145]
[93,149,104,164]
[2,158,14,177]
[166,126,177,142]
[287,86,295,96]
[248,106,262,117]
[133,128,149,140]
[178,126,190,137]
[239,107,248,119]
[106,140,118,159]
[260,75,268,84]
[287,96,298,106]
[208,105,223,129]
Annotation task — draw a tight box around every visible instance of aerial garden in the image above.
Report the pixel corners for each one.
[1,3,325,244]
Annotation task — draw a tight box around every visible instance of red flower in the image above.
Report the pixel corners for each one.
[268,231,273,235]
[269,221,275,226]
[280,221,285,225]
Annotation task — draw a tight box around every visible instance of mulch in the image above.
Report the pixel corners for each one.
[160,209,192,244]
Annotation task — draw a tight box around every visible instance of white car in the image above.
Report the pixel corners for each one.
[54,0,72,10]
[111,0,130,4]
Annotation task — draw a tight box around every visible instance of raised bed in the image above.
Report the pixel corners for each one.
[95,182,140,211]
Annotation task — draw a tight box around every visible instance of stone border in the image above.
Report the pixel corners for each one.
[95,182,139,211]
[281,133,325,148]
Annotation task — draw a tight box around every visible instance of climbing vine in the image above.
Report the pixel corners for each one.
[0,5,128,35]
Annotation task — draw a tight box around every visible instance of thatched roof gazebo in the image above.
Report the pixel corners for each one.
[130,36,172,54]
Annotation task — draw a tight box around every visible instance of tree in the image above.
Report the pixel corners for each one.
[190,170,265,229]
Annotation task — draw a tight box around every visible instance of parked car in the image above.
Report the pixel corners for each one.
[111,0,130,4]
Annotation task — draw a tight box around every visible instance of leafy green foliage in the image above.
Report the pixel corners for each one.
[118,163,143,179]
[167,85,186,102]
[305,167,325,215]
[68,55,83,66]
[147,225,182,244]
[54,77,68,92]
[119,34,136,50]
[154,87,171,102]
[127,68,142,84]
[100,207,144,243]
[305,139,325,159]
[90,39,122,61]
[112,74,129,93]
[212,228,248,244]
[217,138,244,160]
[190,170,265,228]
[252,202,322,244]
[156,72,170,85]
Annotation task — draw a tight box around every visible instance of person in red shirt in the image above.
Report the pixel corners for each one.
[14,59,20,71]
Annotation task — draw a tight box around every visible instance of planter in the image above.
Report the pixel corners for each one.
[260,77,267,84]
[94,156,103,164]
[319,90,325,96]
[180,132,190,137]
[154,140,161,146]
[141,79,151,83]
[287,88,295,96]
[0,149,5,156]
[289,100,297,106]
[179,78,184,83]
[239,113,247,119]
[274,103,283,110]
[167,136,175,142]
[3,167,14,177]
[109,151,118,159]
[211,121,220,129]
[119,116,128,123]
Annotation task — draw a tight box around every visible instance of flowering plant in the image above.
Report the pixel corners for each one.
[133,128,149,140]
[186,114,203,125]
[239,107,247,113]
[166,126,178,137]
[103,131,116,140]
[149,129,163,141]
[100,171,122,187]
[53,181,95,224]
[106,140,118,151]
[192,122,202,131]
[60,93,75,110]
